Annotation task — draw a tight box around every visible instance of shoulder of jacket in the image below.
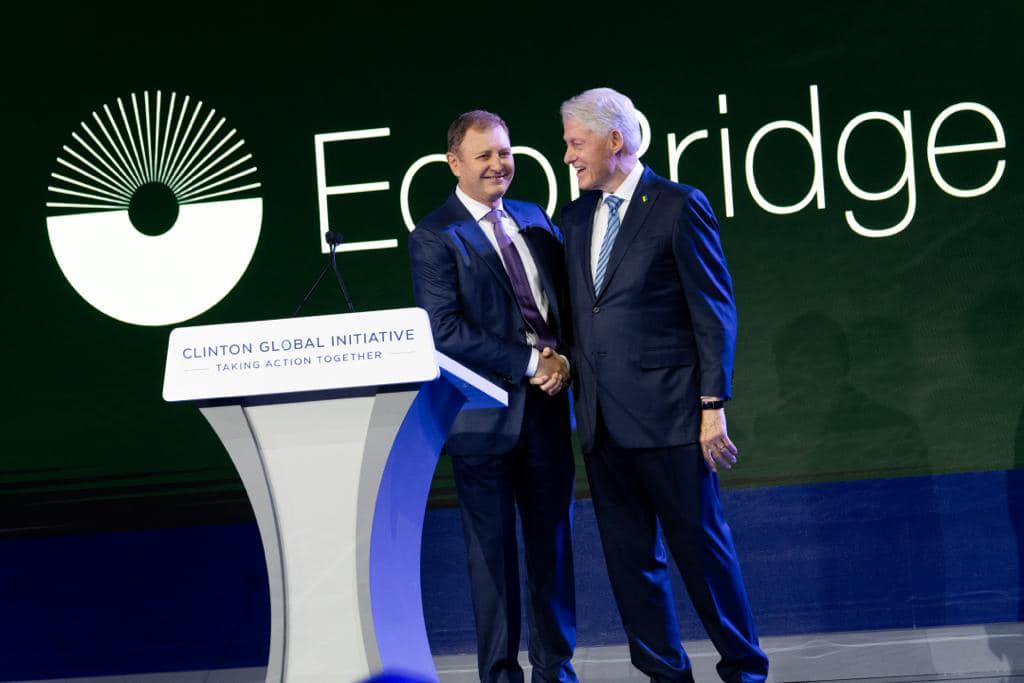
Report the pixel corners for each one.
[647,171,705,203]
[412,202,457,234]
[505,198,545,220]
[564,192,600,217]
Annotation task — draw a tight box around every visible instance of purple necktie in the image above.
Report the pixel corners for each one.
[484,208,557,351]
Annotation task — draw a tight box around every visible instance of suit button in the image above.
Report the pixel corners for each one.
[592,306,600,314]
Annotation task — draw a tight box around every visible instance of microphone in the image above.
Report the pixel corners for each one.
[292,231,357,316]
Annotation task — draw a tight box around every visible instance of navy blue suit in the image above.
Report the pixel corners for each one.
[563,167,768,682]
[409,193,576,683]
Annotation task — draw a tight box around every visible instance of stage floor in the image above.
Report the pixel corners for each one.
[21,622,1024,683]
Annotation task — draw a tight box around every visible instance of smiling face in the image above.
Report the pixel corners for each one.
[562,116,623,192]
[447,124,514,207]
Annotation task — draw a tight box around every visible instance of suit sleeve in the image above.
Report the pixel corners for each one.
[672,189,738,400]
[408,226,532,384]
[551,207,574,363]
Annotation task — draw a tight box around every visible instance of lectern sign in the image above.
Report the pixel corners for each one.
[162,308,438,401]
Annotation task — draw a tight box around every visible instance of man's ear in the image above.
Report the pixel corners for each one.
[446,151,460,178]
[609,129,625,155]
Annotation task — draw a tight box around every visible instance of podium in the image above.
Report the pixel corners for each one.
[163,308,507,682]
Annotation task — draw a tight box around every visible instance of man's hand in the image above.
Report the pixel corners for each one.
[700,407,738,472]
[529,347,569,396]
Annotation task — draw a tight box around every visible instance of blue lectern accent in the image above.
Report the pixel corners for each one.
[369,363,506,678]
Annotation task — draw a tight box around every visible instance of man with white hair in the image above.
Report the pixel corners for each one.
[560,87,769,682]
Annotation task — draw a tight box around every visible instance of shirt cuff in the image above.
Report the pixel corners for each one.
[525,348,539,377]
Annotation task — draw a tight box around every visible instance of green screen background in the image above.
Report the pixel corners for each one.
[2,3,1021,532]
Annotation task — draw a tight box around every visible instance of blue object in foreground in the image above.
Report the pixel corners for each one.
[361,672,434,683]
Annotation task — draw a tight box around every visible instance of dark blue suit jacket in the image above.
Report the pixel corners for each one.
[408,193,570,456]
[562,166,737,452]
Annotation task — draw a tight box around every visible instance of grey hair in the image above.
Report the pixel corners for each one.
[560,87,641,155]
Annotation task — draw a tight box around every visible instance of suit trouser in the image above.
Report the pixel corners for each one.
[450,389,577,683]
[584,411,769,683]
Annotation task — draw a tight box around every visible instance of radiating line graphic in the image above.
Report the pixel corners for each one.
[48,91,260,211]
[46,91,263,327]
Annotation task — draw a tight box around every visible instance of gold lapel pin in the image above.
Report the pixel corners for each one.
[641,195,648,203]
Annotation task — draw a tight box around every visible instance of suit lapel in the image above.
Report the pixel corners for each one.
[508,204,561,333]
[596,167,659,300]
[573,192,601,304]
[442,195,514,299]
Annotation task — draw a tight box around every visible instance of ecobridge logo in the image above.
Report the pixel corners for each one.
[46,91,263,326]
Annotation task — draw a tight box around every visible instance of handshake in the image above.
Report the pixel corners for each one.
[529,346,570,396]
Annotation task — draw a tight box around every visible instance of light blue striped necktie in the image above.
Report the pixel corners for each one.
[594,195,624,295]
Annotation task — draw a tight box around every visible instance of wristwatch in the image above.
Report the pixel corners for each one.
[701,399,725,410]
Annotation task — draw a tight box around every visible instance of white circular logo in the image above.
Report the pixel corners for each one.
[46,91,263,326]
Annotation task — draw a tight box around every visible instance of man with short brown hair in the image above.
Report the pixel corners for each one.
[409,110,577,682]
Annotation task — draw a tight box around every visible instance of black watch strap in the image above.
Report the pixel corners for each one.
[701,399,725,410]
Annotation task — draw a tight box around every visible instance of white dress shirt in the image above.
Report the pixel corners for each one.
[591,161,645,279]
[455,187,549,377]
